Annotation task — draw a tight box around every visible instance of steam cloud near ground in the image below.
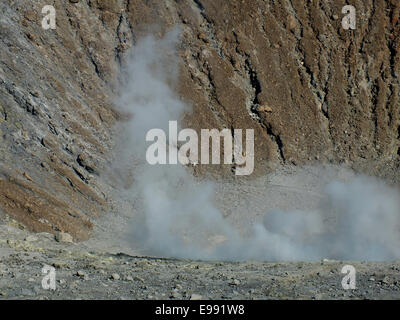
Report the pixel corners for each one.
[115,29,400,261]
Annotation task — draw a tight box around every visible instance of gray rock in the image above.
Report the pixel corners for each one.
[111,273,120,280]
[77,270,86,277]
[55,232,73,243]
[25,235,38,242]
[382,276,391,284]
[126,276,133,281]
[230,279,240,286]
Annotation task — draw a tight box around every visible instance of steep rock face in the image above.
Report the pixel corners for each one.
[176,0,400,178]
[0,0,121,240]
[0,0,399,239]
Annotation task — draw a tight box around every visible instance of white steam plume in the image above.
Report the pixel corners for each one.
[115,30,400,261]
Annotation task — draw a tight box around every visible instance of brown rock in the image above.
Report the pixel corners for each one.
[22,172,33,182]
[287,15,298,31]
[198,33,209,43]
[258,105,273,113]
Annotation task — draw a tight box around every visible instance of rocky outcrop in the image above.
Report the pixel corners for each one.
[0,0,399,239]
[0,0,121,240]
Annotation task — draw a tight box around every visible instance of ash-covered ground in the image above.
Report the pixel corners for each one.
[1,166,400,300]
[1,220,400,300]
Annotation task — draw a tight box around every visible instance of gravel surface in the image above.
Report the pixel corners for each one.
[1,215,400,300]
[1,166,399,300]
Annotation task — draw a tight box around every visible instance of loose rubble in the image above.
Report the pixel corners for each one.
[1,223,400,300]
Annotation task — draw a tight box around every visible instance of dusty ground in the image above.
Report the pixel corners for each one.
[1,221,400,300]
[0,165,399,300]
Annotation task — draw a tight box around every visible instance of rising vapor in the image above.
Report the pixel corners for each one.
[114,30,400,261]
